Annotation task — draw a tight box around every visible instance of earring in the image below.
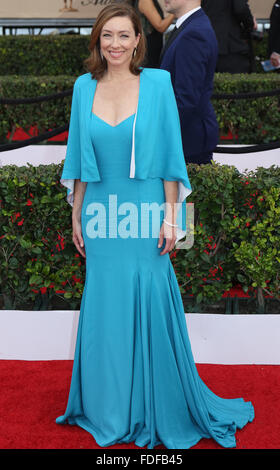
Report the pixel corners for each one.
[133,47,137,58]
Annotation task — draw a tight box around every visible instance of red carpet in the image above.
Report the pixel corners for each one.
[0,360,279,449]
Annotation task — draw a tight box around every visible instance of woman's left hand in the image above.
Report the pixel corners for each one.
[158,221,177,255]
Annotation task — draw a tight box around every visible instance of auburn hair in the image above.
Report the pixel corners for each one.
[84,3,146,79]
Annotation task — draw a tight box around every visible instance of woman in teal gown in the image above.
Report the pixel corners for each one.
[56,3,254,449]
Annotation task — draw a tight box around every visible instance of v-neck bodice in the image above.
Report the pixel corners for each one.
[91,112,136,128]
[89,111,135,180]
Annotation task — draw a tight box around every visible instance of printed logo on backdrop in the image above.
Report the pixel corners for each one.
[80,0,113,6]
[59,1,79,12]
[58,0,112,12]
[0,0,164,19]
[0,1,273,19]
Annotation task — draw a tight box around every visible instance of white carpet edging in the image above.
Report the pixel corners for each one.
[0,310,279,364]
[1,144,280,173]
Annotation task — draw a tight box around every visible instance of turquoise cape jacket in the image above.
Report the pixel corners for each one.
[60,67,192,243]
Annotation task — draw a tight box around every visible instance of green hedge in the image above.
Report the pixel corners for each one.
[0,75,74,143]
[0,162,279,312]
[0,35,90,76]
[0,33,270,76]
[213,72,280,143]
[1,72,280,145]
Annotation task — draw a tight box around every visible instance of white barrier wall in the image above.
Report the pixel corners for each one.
[0,144,280,173]
[0,311,279,364]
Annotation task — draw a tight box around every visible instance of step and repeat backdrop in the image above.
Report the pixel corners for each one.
[0,0,276,20]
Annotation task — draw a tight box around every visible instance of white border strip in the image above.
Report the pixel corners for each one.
[0,311,279,364]
[1,145,279,173]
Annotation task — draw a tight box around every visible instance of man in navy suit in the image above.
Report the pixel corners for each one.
[160,0,219,165]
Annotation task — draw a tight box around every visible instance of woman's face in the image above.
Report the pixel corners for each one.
[99,16,140,67]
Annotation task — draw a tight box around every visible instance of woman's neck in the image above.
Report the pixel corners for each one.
[102,65,136,83]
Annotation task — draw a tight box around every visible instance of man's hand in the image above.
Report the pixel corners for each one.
[270,52,280,67]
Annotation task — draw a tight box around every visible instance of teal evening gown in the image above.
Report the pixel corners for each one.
[56,109,254,449]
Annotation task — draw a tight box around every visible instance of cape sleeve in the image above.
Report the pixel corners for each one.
[153,71,192,246]
[60,77,81,207]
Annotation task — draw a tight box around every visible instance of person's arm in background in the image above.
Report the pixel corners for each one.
[232,0,256,31]
[138,0,175,33]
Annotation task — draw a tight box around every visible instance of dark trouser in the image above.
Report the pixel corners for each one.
[216,53,252,73]
[186,151,213,165]
[145,30,163,68]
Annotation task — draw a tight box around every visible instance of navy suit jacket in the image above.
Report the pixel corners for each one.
[160,8,219,162]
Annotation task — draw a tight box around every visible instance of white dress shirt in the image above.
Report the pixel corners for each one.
[175,6,201,28]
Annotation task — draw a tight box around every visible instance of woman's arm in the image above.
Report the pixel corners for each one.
[72,179,87,258]
[163,180,178,225]
[138,0,175,33]
[158,180,178,255]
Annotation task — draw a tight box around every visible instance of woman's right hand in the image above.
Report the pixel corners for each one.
[72,215,86,258]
